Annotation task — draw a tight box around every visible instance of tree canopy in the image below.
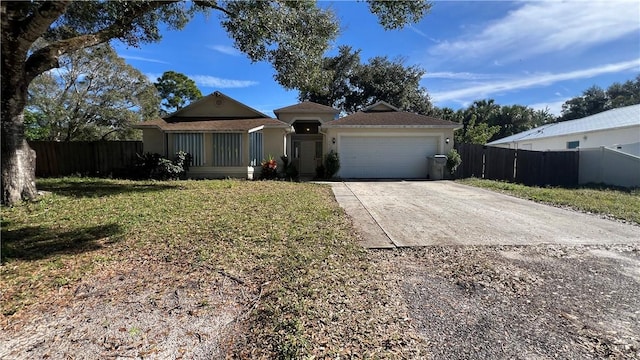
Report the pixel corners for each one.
[1,0,432,205]
[298,46,432,114]
[154,71,202,114]
[27,43,159,141]
[430,99,554,145]
[559,75,640,121]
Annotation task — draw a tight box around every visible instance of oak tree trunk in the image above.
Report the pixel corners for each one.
[1,69,38,206]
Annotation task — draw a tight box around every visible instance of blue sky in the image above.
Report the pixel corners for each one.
[114,1,640,117]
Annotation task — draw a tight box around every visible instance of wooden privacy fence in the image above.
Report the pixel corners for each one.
[454,143,579,187]
[29,141,143,177]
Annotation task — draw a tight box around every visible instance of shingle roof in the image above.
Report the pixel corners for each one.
[134,117,290,132]
[487,104,640,145]
[274,101,339,114]
[323,111,460,127]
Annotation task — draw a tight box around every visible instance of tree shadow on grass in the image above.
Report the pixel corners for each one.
[1,222,123,262]
[37,179,182,198]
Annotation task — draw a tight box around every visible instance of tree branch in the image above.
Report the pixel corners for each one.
[24,1,177,83]
[193,1,233,17]
[14,1,71,44]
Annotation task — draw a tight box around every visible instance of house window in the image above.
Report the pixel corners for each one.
[173,133,204,166]
[566,141,580,149]
[212,133,243,166]
[249,132,263,167]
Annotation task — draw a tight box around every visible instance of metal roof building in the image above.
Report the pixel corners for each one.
[487,104,640,153]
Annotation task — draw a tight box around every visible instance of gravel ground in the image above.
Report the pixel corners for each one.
[0,257,249,359]
[376,243,640,359]
[3,243,638,359]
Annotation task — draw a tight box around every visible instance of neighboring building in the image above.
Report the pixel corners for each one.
[486,104,640,155]
[135,91,460,179]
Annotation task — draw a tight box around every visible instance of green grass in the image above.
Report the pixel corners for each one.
[459,178,640,224]
[1,178,412,358]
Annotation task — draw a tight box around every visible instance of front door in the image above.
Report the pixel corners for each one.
[293,140,322,176]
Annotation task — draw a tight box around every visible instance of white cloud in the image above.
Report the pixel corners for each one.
[408,25,440,43]
[208,45,241,56]
[430,1,640,62]
[145,73,258,88]
[121,55,169,64]
[528,99,569,116]
[422,71,500,80]
[431,59,640,103]
[190,75,258,88]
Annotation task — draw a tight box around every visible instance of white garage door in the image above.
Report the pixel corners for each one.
[339,135,438,178]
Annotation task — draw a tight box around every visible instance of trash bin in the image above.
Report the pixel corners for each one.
[428,154,447,180]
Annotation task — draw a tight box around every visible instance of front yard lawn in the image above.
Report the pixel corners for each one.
[1,178,420,358]
[459,178,640,225]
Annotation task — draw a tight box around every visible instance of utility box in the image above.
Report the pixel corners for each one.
[428,154,447,180]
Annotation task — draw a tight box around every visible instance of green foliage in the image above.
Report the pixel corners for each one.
[446,149,462,175]
[134,151,191,180]
[491,104,555,140]
[27,43,159,141]
[455,114,501,145]
[280,155,299,181]
[460,178,640,224]
[366,1,433,30]
[607,75,640,108]
[23,109,50,141]
[220,1,339,91]
[559,85,608,121]
[298,46,432,114]
[324,150,340,179]
[153,71,202,113]
[315,164,326,179]
[559,75,640,121]
[47,2,197,46]
[436,99,552,144]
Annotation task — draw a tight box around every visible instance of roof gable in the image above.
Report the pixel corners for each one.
[273,101,339,114]
[487,104,640,145]
[364,101,399,112]
[134,117,289,132]
[167,91,269,119]
[324,110,460,128]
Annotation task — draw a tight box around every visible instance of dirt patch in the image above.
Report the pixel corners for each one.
[0,256,253,359]
[376,244,640,359]
[3,236,638,358]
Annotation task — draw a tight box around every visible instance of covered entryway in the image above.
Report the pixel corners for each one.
[339,135,438,178]
[290,120,323,177]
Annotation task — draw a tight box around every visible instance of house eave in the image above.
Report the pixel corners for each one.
[321,124,461,129]
[488,123,640,145]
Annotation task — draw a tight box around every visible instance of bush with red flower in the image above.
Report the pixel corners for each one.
[260,155,278,180]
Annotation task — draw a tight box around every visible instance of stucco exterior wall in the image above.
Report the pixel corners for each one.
[579,147,640,188]
[323,127,455,156]
[142,129,165,155]
[276,113,334,125]
[492,125,640,151]
[262,128,287,160]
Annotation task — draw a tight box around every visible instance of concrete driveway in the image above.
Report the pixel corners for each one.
[331,181,640,248]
